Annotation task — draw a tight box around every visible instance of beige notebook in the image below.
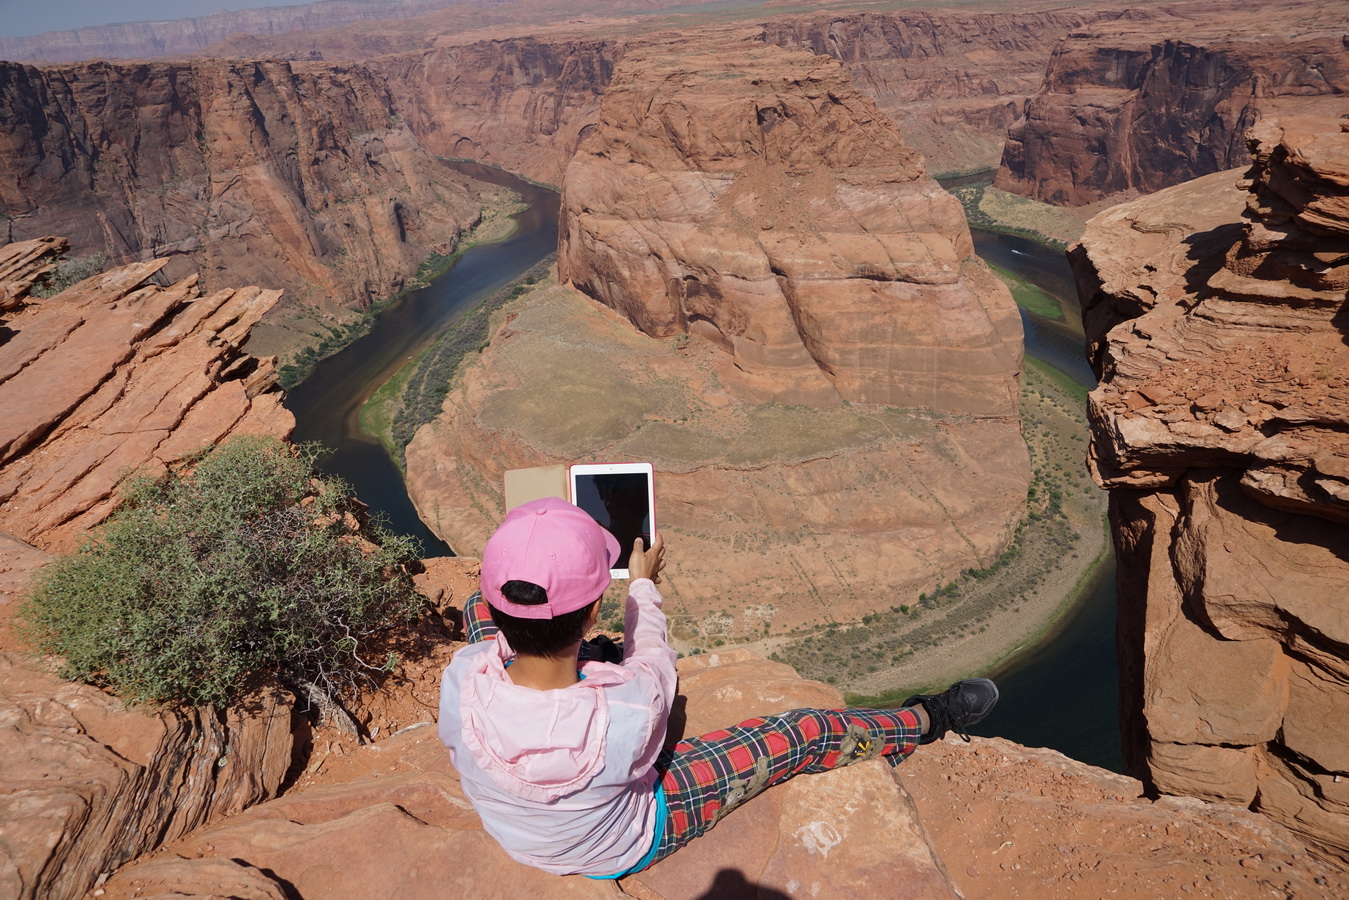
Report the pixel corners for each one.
[503,465,569,512]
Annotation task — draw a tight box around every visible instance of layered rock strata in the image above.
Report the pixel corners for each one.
[1071,118,1349,864]
[759,7,1119,177]
[371,37,621,186]
[0,238,302,900]
[405,281,1027,638]
[997,0,1349,206]
[0,657,296,900]
[558,42,1023,412]
[0,238,293,555]
[0,58,487,323]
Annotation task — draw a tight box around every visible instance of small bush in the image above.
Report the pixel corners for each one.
[30,252,107,298]
[17,436,423,709]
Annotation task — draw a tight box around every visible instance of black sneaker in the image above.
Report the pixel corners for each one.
[903,678,999,744]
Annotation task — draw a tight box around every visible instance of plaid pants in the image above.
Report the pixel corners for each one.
[461,592,923,866]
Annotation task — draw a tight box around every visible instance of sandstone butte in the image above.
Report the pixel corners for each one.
[0,56,491,347]
[1070,116,1349,867]
[404,41,1029,639]
[995,0,1349,207]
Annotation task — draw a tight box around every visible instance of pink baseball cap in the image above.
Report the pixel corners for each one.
[481,497,621,619]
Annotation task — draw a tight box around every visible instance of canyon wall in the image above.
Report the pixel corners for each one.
[758,6,1120,177]
[1072,118,1349,864]
[558,41,1023,412]
[371,38,621,186]
[997,1,1349,206]
[0,58,487,332]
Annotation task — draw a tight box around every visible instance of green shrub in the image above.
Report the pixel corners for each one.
[30,252,107,298]
[17,436,423,709]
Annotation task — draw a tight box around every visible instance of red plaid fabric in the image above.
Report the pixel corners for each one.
[649,706,923,863]
[464,590,498,643]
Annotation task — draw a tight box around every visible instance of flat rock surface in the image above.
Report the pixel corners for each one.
[99,649,959,900]
[905,737,1348,899]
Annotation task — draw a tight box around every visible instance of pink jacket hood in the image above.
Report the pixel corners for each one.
[458,636,636,803]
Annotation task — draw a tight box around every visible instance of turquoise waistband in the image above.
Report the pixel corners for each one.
[585,783,667,880]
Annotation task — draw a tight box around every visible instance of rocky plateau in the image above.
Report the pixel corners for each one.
[84,645,1349,900]
[1072,116,1349,865]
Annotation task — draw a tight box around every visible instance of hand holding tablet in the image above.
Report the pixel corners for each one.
[569,462,655,579]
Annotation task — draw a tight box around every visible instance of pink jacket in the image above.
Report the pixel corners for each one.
[438,578,678,875]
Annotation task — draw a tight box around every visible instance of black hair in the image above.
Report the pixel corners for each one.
[488,580,596,658]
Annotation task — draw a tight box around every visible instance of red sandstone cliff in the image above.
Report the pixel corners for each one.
[0,58,488,334]
[758,7,1119,177]
[996,0,1349,206]
[1071,117,1349,865]
[558,41,1023,413]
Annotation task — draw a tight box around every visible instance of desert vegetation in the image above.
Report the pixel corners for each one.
[361,256,556,461]
[17,436,424,711]
[28,251,106,298]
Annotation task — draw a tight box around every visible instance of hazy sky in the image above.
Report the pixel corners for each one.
[0,1,328,38]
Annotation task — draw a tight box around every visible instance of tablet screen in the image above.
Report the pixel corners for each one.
[570,464,653,577]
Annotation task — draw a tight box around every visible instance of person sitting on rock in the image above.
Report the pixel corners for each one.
[438,496,998,878]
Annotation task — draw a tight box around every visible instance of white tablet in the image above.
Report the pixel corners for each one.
[569,462,655,579]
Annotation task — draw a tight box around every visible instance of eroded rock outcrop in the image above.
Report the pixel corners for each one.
[0,239,302,900]
[0,58,488,331]
[0,238,293,555]
[558,41,1023,412]
[996,0,1349,206]
[1072,117,1349,864]
[0,656,296,900]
